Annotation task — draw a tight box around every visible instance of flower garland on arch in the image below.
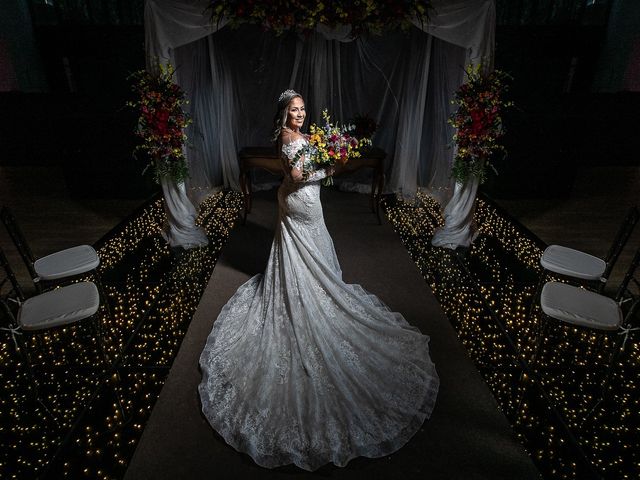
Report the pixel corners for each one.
[127,63,191,184]
[449,64,513,184]
[210,1,431,36]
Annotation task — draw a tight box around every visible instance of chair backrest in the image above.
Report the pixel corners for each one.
[0,240,29,333]
[0,206,37,280]
[623,297,640,329]
[0,243,25,305]
[604,206,640,280]
[615,244,640,303]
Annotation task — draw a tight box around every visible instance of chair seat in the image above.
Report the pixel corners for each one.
[34,245,100,281]
[540,245,606,281]
[18,281,100,331]
[541,282,622,331]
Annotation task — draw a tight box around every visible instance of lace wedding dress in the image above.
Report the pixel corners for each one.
[199,136,439,471]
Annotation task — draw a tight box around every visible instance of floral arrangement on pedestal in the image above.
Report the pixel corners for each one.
[350,113,378,141]
[449,64,513,184]
[294,109,372,186]
[210,1,430,36]
[127,63,191,184]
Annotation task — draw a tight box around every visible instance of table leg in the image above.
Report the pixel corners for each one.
[247,171,253,214]
[370,173,376,213]
[375,171,385,225]
[239,170,249,225]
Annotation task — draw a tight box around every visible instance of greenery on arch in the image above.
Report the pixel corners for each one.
[210,1,431,36]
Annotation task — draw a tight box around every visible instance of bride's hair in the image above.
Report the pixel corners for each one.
[272,89,302,142]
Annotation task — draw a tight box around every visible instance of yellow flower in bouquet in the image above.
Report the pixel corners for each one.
[304,110,372,185]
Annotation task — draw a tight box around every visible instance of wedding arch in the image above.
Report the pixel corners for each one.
[144,0,495,248]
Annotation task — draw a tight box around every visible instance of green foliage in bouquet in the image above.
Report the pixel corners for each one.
[294,109,372,186]
[127,63,191,184]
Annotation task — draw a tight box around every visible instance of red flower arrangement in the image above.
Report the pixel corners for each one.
[210,1,430,36]
[127,63,191,183]
[449,64,513,184]
[350,113,378,141]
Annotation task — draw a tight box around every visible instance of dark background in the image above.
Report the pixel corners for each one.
[0,0,638,199]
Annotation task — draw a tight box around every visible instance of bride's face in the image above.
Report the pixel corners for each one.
[286,97,306,131]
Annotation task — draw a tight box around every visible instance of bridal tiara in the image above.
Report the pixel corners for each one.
[278,89,299,102]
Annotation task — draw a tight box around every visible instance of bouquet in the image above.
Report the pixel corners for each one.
[127,63,192,184]
[449,63,513,184]
[294,109,372,186]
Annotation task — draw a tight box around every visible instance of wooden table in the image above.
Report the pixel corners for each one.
[238,146,386,224]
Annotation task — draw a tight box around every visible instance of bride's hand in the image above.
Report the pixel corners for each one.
[326,165,335,176]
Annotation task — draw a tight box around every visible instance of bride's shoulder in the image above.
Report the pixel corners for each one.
[280,129,306,146]
[281,131,307,160]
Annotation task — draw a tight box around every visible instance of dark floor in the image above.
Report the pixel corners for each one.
[124,188,540,480]
[1,163,638,480]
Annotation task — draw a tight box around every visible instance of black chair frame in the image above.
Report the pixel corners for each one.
[532,245,640,422]
[601,205,640,291]
[1,205,111,317]
[529,205,640,320]
[0,246,112,423]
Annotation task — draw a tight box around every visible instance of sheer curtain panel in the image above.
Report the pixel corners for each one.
[144,0,495,248]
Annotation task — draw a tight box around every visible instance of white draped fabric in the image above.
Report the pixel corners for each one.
[159,178,209,248]
[144,0,495,248]
[430,177,480,249]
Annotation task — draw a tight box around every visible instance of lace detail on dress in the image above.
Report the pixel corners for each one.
[281,136,328,183]
[281,137,307,164]
[198,139,439,471]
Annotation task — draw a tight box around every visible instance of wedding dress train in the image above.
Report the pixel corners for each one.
[199,137,439,471]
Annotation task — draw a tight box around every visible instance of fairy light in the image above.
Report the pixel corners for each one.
[0,191,243,479]
[384,191,639,479]
[4,187,637,479]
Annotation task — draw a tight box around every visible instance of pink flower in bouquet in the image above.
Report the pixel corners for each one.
[295,109,372,185]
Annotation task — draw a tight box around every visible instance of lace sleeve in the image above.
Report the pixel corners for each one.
[304,168,329,182]
[281,140,305,170]
[281,137,328,183]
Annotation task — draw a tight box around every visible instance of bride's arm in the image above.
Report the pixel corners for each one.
[281,131,307,182]
[281,132,331,183]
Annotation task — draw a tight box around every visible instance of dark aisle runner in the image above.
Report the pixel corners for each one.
[124,189,540,480]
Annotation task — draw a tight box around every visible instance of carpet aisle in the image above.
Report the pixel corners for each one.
[124,189,539,480]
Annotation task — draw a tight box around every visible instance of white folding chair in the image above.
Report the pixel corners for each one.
[540,206,639,291]
[1,206,101,286]
[0,245,107,420]
[0,206,110,315]
[536,245,640,414]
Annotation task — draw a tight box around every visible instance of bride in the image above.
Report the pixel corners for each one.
[198,89,439,471]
